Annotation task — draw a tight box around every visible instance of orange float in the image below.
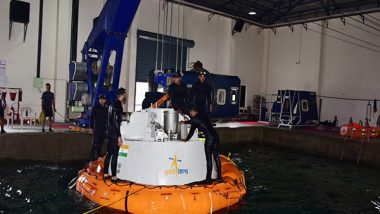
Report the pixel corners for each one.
[76,155,246,213]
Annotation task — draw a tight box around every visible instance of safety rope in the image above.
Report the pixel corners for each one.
[79,170,245,214]
[82,187,145,214]
[317,95,380,102]
[82,154,243,191]
[258,93,380,102]
[84,167,242,190]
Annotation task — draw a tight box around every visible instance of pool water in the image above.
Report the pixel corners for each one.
[1,144,380,213]
[224,144,380,213]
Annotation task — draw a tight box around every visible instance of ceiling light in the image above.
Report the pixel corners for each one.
[248,11,256,15]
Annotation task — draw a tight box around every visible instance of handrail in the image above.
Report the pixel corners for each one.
[151,94,169,108]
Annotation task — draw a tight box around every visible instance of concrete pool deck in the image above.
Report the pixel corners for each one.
[1,126,380,166]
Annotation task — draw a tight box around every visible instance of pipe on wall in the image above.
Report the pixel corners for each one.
[70,0,79,62]
[36,0,43,78]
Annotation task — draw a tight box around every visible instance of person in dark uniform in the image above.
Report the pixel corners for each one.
[0,96,5,133]
[104,88,126,182]
[89,94,108,161]
[192,71,213,118]
[180,107,222,182]
[168,73,190,114]
[41,83,56,132]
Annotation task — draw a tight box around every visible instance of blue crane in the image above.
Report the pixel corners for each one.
[69,0,140,127]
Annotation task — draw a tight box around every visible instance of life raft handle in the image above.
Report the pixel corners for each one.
[68,176,78,190]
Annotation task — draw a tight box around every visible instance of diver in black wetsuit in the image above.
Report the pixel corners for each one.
[0,96,5,133]
[89,94,108,161]
[192,71,213,118]
[180,107,222,182]
[104,88,126,182]
[168,73,190,114]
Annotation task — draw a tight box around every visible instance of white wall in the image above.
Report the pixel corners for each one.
[320,17,380,125]
[77,0,104,59]
[0,0,40,110]
[230,27,264,107]
[261,15,380,126]
[261,26,322,94]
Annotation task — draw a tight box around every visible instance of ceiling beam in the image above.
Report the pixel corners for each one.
[268,0,380,23]
[167,0,267,28]
[268,0,305,25]
[218,0,235,10]
[258,0,286,20]
[169,0,380,28]
[319,0,330,15]
[269,7,380,28]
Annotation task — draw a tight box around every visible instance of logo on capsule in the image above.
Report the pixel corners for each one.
[165,155,188,176]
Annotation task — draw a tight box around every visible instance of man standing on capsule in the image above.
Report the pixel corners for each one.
[192,71,213,118]
[168,72,190,114]
[104,88,126,182]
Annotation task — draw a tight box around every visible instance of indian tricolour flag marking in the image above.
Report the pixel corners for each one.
[119,144,129,157]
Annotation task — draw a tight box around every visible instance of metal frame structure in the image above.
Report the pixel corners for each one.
[278,90,302,128]
[169,0,380,28]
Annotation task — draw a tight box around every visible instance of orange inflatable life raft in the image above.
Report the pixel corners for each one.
[76,155,246,213]
[340,123,379,138]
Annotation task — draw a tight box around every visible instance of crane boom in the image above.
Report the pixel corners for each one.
[69,0,140,127]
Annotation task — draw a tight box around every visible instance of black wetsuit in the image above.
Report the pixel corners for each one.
[185,114,221,180]
[0,99,4,118]
[192,81,212,117]
[104,100,123,177]
[168,82,190,114]
[89,104,108,161]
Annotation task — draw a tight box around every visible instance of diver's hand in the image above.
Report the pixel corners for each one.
[118,137,122,146]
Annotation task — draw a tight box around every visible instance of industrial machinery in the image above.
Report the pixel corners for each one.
[68,0,140,127]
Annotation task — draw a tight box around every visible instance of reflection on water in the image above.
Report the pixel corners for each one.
[372,198,380,212]
[1,144,380,213]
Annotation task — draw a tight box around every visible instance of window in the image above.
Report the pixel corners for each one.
[231,87,239,105]
[301,99,309,112]
[217,89,226,105]
[135,82,149,111]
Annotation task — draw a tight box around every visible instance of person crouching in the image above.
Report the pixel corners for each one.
[180,106,222,182]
